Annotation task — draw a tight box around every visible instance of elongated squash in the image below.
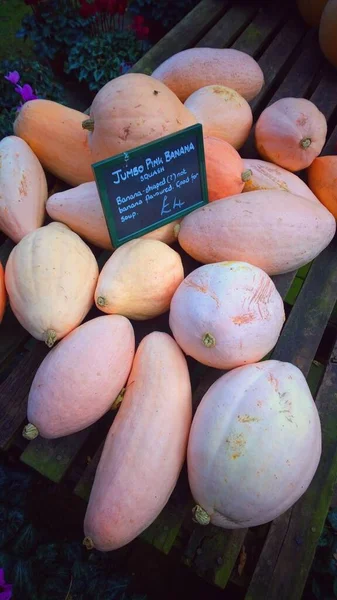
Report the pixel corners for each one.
[0,136,48,242]
[23,315,135,440]
[14,100,94,186]
[5,222,98,347]
[242,158,318,201]
[83,331,192,551]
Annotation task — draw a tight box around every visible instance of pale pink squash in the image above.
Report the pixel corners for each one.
[23,315,135,440]
[255,98,327,171]
[177,190,336,275]
[151,48,264,102]
[169,262,284,370]
[83,73,196,163]
[46,182,180,249]
[0,136,48,242]
[242,158,319,202]
[185,86,252,150]
[95,239,184,320]
[83,331,192,551]
[0,263,6,323]
[187,360,321,528]
[204,136,245,201]
[5,222,99,347]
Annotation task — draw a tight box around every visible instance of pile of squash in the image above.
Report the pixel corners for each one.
[0,44,336,552]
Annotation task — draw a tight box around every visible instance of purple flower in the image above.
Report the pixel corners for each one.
[0,569,12,600]
[4,71,20,85]
[15,84,38,102]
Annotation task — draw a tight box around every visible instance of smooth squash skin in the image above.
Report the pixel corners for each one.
[24,315,135,440]
[14,99,94,186]
[5,222,99,347]
[0,263,6,323]
[308,156,337,217]
[204,136,245,201]
[242,158,319,201]
[177,190,336,275]
[169,262,285,370]
[95,239,184,320]
[83,331,192,551]
[297,0,328,26]
[187,360,321,529]
[0,136,48,242]
[84,73,196,163]
[47,182,180,249]
[151,48,264,102]
[319,0,337,69]
[185,86,252,150]
[255,98,327,172]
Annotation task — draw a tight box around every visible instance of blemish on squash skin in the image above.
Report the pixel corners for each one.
[232,313,255,325]
[267,372,279,391]
[184,279,220,308]
[19,174,28,197]
[237,414,260,423]
[226,432,246,459]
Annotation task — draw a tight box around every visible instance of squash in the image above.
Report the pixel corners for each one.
[319,0,337,69]
[0,136,48,242]
[151,48,264,102]
[83,331,192,551]
[308,156,337,218]
[296,0,328,26]
[204,137,245,201]
[169,262,284,370]
[255,98,327,171]
[0,263,6,324]
[23,315,135,440]
[95,238,184,320]
[46,182,180,249]
[187,360,321,529]
[185,86,252,150]
[14,99,94,186]
[177,190,336,275]
[83,73,197,163]
[242,158,319,201]
[5,222,98,347]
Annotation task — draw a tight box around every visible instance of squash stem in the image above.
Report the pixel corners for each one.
[111,387,126,410]
[192,505,211,526]
[241,169,252,182]
[202,332,216,348]
[300,137,311,149]
[173,223,181,238]
[83,536,95,550]
[22,423,39,440]
[97,296,106,307]
[44,329,57,348]
[82,118,94,132]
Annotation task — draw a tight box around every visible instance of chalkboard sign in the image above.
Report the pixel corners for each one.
[93,124,208,247]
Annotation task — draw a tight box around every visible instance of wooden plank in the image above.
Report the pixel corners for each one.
[246,343,337,600]
[74,443,103,501]
[310,63,337,122]
[196,1,259,49]
[324,124,337,154]
[231,4,287,58]
[0,308,28,373]
[130,0,229,75]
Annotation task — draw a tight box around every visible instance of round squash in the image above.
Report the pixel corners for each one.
[5,222,99,347]
[83,73,197,163]
[0,136,48,242]
[308,156,337,218]
[46,182,180,249]
[242,158,319,201]
[187,360,321,529]
[185,86,252,150]
[319,0,337,69]
[151,48,264,102]
[23,315,135,440]
[177,190,336,275]
[296,0,328,26]
[14,99,94,186]
[0,263,6,324]
[169,262,284,370]
[255,98,327,171]
[83,331,192,551]
[204,137,245,201]
[95,238,184,320]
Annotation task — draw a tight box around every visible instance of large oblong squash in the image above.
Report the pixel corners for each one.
[308,156,337,217]
[24,315,135,440]
[0,136,48,242]
[14,99,94,186]
[188,360,321,529]
[95,238,184,320]
[5,222,99,347]
[177,190,336,275]
[83,331,192,551]
[319,0,337,69]
[151,48,264,102]
[242,158,318,201]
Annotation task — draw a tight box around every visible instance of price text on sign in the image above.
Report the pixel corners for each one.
[93,124,208,247]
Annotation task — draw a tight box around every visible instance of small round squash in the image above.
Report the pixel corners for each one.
[204,136,245,201]
[169,261,285,370]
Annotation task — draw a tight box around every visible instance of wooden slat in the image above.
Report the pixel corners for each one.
[324,124,337,154]
[0,308,28,373]
[310,64,337,121]
[231,4,286,58]
[196,1,259,48]
[130,0,229,75]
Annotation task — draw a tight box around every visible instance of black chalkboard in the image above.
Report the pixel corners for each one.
[92,124,208,247]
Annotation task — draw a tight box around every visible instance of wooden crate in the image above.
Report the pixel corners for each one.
[1,0,337,597]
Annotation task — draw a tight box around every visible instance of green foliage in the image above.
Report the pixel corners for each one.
[128,0,199,31]
[65,31,149,91]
